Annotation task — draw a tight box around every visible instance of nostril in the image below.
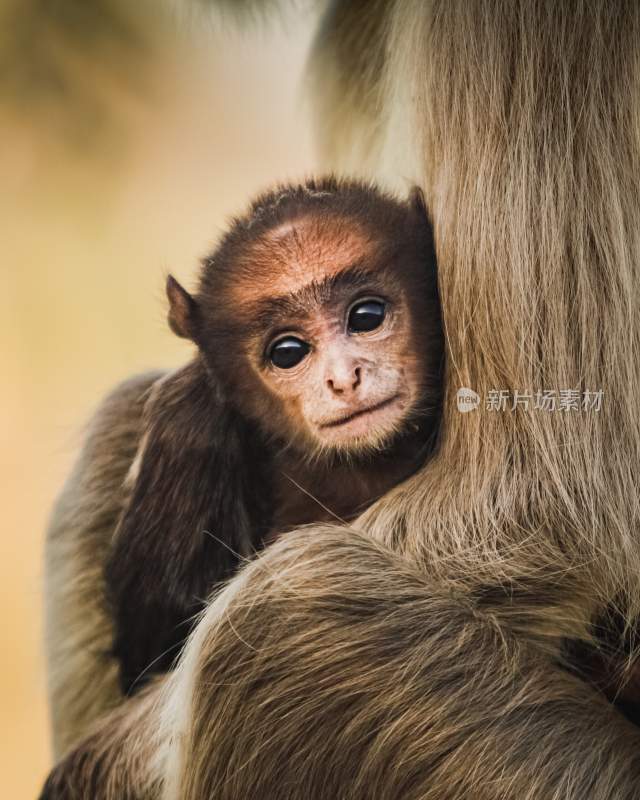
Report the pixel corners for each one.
[327,367,360,395]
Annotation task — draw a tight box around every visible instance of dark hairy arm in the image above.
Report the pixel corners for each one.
[105,357,272,694]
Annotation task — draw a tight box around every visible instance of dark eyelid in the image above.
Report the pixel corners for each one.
[266,336,310,370]
[347,296,387,327]
[349,293,392,312]
[262,331,308,363]
[265,329,307,350]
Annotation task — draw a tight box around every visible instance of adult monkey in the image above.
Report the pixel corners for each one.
[42,1,640,798]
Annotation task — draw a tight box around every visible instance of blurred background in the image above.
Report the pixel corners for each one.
[0,1,318,794]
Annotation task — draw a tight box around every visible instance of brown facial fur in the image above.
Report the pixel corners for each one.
[239,219,431,453]
[190,180,441,457]
[231,214,372,302]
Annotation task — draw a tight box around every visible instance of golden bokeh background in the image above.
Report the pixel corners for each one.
[1,3,317,795]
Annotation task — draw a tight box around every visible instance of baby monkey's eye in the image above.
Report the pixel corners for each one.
[347,299,386,333]
[269,336,310,369]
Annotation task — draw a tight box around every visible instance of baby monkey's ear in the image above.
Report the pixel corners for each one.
[408,186,436,256]
[409,185,430,222]
[166,274,199,340]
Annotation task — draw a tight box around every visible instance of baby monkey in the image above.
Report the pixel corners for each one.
[107,177,443,693]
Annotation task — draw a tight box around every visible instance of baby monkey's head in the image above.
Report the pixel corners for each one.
[167,177,442,458]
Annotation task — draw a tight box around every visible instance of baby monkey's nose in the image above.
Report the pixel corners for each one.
[327,365,362,396]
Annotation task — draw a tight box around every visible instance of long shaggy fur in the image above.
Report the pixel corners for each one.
[42,1,640,798]
[162,529,640,800]
[44,371,163,758]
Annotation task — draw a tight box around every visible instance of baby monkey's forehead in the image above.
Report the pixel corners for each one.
[235,215,384,306]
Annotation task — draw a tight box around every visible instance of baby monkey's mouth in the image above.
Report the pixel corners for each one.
[320,394,401,429]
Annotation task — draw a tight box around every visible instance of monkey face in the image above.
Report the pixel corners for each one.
[223,217,439,457]
[257,290,427,455]
[170,180,441,461]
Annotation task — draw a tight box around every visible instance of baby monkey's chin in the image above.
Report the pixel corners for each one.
[312,394,408,452]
